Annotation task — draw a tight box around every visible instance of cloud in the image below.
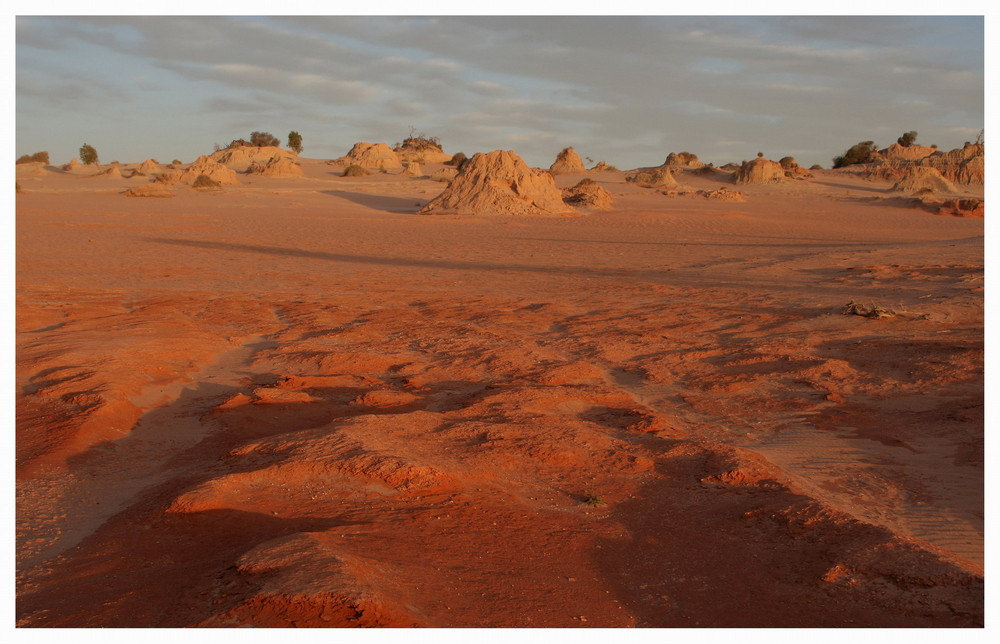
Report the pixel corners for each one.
[16,16,984,169]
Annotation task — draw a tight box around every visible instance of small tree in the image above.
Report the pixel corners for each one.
[250,131,280,147]
[975,129,984,146]
[896,130,918,147]
[80,143,99,165]
[832,141,877,168]
[287,131,303,154]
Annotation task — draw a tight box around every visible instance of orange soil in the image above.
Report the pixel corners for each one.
[15,159,983,626]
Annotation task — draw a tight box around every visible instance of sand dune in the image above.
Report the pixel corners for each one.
[15,154,983,627]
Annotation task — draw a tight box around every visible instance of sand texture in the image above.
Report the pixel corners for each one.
[16,156,983,627]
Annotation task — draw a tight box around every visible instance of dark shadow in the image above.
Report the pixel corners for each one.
[143,235,983,299]
[16,506,348,627]
[809,178,893,194]
[322,190,424,214]
[505,235,885,249]
[18,363,458,626]
[145,237,633,278]
[592,458,983,627]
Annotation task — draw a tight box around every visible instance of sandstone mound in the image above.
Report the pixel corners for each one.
[401,162,423,177]
[880,143,937,162]
[61,158,81,172]
[691,165,721,177]
[246,156,305,178]
[97,165,123,179]
[336,142,402,170]
[626,166,678,188]
[697,187,747,202]
[664,152,704,168]
[937,198,984,218]
[950,155,984,184]
[16,163,47,177]
[892,166,957,194]
[589,161,619,172]
[734,157,785,185]
[121,183,174,198]
[864,152,984,186]
[156,155,241,186]
[419,150,574,216]
[135,159,161,175]
[211,145,295,170]
[562,178,614,209]
[779,156,813,180]
[943,143,984,160]
[549,147,585,174]
[429,168,457,182]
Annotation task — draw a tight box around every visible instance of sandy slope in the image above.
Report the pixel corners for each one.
[15,158,983,626]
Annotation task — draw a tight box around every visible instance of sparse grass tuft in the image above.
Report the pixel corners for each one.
[582,493,607,507]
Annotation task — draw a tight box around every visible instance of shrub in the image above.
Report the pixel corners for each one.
[192,174,221,189]
[809,164,823,170]
[395,126,442,152]
[79,144,99,165]
[342,164,370,177]
[287,131,303,154]
[446,152,468,168]
[897,130,918,147]
[832,140,877,168]
[250,131,280,147]
[16,151,49,164]
[227,138,252,148]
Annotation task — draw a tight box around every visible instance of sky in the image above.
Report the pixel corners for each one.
[14,12,986,171]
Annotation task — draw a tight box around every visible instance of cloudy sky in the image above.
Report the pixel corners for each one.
[15,13,984,169]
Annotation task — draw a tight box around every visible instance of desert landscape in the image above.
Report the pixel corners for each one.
[14,134,984,627]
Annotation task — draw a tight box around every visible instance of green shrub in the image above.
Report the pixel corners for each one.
[250,131,280,147]
[343,164,370,177]
[192,174,221,189]
[896,130,918,147]
[832,141,877,168]
[16,151,49,164]
[446,152,467,167]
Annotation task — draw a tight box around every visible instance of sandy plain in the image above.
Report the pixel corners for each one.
[15,154,984,627]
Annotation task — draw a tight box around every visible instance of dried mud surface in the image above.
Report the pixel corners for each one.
[16,160,983,626]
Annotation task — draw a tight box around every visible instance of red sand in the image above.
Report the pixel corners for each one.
[15,158,983,626]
